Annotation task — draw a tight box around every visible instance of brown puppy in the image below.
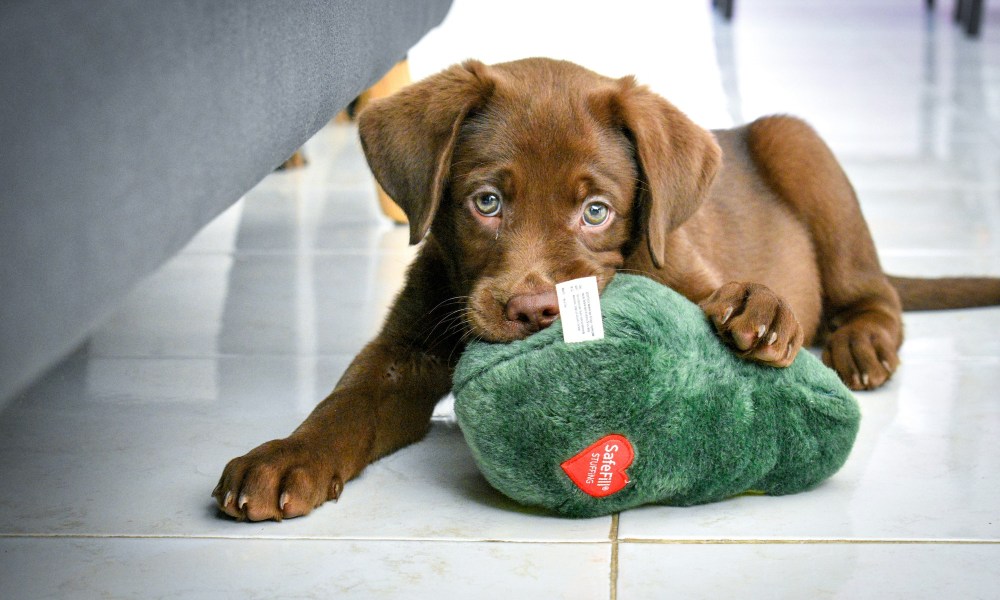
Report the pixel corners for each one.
[214,58,1000,521]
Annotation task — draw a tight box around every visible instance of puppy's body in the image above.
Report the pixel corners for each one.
[215,58,1000,521]
[642,124,824,337]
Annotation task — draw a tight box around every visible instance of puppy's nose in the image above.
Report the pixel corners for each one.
[505,291,560,334]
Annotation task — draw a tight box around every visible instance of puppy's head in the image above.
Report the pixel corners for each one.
[359,58,720,342]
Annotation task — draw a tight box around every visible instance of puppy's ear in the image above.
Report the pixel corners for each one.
[358,60,494,244]
[606,78,721,268]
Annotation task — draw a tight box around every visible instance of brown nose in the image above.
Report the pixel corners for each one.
[505,290,560,334]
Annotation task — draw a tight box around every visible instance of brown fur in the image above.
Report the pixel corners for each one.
[214,58,1000,521]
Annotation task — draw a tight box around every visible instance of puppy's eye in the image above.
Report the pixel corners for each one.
[473,192,502,217]
[582,201,611,227]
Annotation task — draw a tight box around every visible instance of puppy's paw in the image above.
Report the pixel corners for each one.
[822,320,900,391]
[213,438,343,522]
[700,282,804,368]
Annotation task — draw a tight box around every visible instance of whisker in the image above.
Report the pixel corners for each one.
[418,303,472,349]
[449,324,481,365]
[421,309,474,350]
[423,295,471,317]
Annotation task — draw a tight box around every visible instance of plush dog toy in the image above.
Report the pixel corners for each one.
[452,274,860,518]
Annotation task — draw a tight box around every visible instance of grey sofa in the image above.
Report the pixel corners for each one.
[0,0,453,402]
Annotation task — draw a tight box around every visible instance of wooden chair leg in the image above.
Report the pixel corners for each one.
[357,60,412,224]
[373,182,408,225]
[277,150,308,170]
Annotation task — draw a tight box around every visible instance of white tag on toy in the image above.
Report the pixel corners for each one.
[556,276,605,343]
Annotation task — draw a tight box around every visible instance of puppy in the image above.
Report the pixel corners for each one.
[214,58,1000,521]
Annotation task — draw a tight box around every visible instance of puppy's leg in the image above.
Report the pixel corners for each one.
[747,116,902,390]
[213,247,461,520]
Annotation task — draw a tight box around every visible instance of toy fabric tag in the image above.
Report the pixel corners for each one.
[560,434,634,498]
[555,276,604,343]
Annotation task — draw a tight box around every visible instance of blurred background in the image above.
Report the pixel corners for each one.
[1,1,998,598]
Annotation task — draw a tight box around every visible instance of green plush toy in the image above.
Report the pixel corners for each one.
[452,274,860,518]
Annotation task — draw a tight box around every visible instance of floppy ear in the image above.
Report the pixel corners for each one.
[610,78,721,268]
[358,60,495,245]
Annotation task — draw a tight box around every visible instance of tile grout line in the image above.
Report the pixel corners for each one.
[0,532,613,545]
[619,538,1000,545]
[3,532,997,546]
[609,514,620,600]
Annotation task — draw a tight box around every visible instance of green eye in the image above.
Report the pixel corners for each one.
[474,192,502,217]
[582,201,610,226]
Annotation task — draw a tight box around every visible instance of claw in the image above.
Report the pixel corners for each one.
[224,491,233,508]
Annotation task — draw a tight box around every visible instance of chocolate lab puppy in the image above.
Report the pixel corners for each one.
[214,58,1000,521]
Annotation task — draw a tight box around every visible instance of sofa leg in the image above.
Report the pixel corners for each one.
[357,60,412,224]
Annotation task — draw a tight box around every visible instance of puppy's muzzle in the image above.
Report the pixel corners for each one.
[505,290,559,335]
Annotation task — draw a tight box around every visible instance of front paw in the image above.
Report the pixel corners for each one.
[822,319,900,391]
[699,282,804,367]
[213,438,343,522]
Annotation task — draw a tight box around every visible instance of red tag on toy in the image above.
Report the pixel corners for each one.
[560,434,634,498]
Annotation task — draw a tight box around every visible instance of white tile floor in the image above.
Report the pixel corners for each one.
[2,1,999,598]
